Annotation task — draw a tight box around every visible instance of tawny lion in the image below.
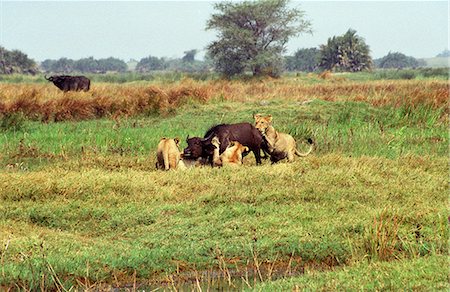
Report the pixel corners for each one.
[211,136,249,167]
[254,114,314,163]
[156,137,184,170]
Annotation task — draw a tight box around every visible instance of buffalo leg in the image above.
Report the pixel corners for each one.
[260,149,270,159]
[260,140,270,159]
[253,150,262,165]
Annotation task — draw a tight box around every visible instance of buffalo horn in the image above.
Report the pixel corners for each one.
[201,132,214,142]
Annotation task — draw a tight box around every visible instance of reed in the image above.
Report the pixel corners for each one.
[0,78,447,123]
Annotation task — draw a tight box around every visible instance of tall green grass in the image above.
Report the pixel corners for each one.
[1,99,446,170]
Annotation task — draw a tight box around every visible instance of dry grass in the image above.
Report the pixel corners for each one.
[0,78,447,122]
[0,80,211,122]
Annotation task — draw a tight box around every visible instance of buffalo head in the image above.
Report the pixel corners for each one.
[183,134,216,160]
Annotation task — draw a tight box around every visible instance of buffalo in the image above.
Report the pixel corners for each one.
[45,75,90,92]
[183,122,268,165]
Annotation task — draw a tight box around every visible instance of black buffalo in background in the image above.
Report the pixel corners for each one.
[45,75,90,92]
[183,122,268,165]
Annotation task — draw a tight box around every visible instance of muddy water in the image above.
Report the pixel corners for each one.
[116,264,306,291]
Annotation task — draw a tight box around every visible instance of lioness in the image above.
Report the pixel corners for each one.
[156,137,183,170]
[211,136,249,167]
[254,114,314,163]
[211,137,223,167]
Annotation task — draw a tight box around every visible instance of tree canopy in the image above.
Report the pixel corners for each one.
[182,50,198,63]
[206,0,311,77]
[0,46,37,74]
[136,56,167,72]
[285,48,320,72]
[374,52,421,69]
[41,57,127,73]
[319,29,372,72]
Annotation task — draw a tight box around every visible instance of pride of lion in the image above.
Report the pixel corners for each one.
[156,113,314,170]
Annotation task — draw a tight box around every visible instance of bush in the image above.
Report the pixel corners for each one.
[374,69,419,80]
[398,70,417,80]
[373,68,449,80]
[419,68,449,78]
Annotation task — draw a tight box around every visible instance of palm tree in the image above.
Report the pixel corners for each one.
[319,29,372,72]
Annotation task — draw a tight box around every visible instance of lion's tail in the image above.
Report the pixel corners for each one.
[295,138,315,157]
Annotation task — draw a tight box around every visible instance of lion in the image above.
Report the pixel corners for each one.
[156,137,183,170]
[254,114,314,163]
[211,136,249,167]
[211,136,223,167]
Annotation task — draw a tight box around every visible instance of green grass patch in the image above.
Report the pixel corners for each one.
[0,155,447,289]
[252,255,449,291]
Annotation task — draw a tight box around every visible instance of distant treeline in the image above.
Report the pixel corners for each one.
[1,45,448,76]
[134,52,212,73]
[41,57,128,73]
[40,51,433,75]
[285,49,435,72]
[40,50,212,74]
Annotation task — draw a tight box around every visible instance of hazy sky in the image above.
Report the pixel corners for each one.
[1,1,448,61]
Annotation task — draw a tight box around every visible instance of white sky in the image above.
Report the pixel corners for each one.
[0,1,448,61]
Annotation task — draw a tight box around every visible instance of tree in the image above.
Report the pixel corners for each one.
[41,56,128,73]
[97,57,127,72]
[51,58,75,73]
[136,56,167,72]
[169,59,210,73]
[182,49,198,63]
[436,49,450,58]
[206,0,311,77]
[374,52,420,69]
[74,57,99,73]
[285,47,320,72]
[319,29,372,72]
[40,59,56,72]
[0,46,37,74]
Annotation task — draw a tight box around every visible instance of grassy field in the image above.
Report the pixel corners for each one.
[0,74,448,290]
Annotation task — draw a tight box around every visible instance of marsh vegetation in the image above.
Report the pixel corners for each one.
[0,73,448,290]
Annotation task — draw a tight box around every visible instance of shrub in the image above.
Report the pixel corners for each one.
[374,69,418,80]
[419,68,449,78]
